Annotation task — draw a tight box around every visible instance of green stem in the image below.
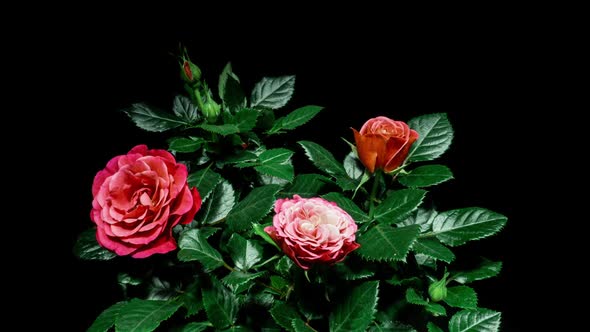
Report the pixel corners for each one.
[251,254,280,269]
[193,87,206,112]
[368,170,382,219]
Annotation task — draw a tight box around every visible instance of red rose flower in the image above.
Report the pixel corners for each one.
[352,116,419,173]
[91,145,201,258]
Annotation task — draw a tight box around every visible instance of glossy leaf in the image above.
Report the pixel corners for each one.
[448,308,501,332]
[374,189,426,224]
[407,113,454,162]
[432,208,507,246]
[281,173,329,198]
[125,103,186,132]
[187,168,222,202]
[251,76,295,109]
[329,281,379,332]
[197,180,235,224]
[399,165,453,187]
[173,95,199,123]
[177,229,225,271]
[270,301,300,332]
[226,185,281,231]
[87,301,127,332]
[322,192,370,223]
[227,233,263,270]
[202,278,238,329]
[412,238,455,263]
[357,225,420,261]
[115,299,181,332]
[453,259,502,284]
[444,286,478,309]
[267,105,323,134]
[74,228,116,261]
[169,137,205,153]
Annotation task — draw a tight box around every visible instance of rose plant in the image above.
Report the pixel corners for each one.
[75,50,507,332]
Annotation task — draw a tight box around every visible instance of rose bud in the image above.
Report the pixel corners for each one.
[352,116,419,173]
[428,272,449,302]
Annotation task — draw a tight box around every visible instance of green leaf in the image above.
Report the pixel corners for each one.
[222,271,265,293]
[335,175,359,192]
[251,75,295,109]
[453,259,502,284]
[147,277,178,300]
[444,286,478,309]
[180,282,203,317]
[219,63,246,112]
[74,228,116,261]
[334,263,375,280]
[432,208,507,246]
[448,308,501,332]
[202,278,238,329]
[298,141,348,178]
[197,180,235,224]
[173,95,199,123]
[399,208,438,232]
[275,256,295,276]
[357,225,420,261]
[405,288,428,305]
[228,233,263,270]
[115,299,181,332]
[178,229,225,271]
[329,281,379,332]
[199,123,240,136]
[387,276,420,287]
[125,103,186,132]
[270,275,290,293]
[259,148,294,164]
[270,301,300,332]
[253,222,280,249]
[415,254,437,269]
[169,137,205,153]
[87,301,127,332]
[407,113,454,162]
[182,322,212,332]
[256,164,294,182]
[291,319,315,332]
[344,151,364,180]
[233,108,260,132]
[267,105,323,134]
[281,173,329,198]
[399,165,454,187]
[427,322,444,332]
[255,148,295,181]
[405,289,447,316]
[368,321,417,332]
[322,192,370,223]
[426,303,447,316]
[412,238,455,263]
[374,189,426,224]
[226,184,281,231]
[187,168,222,202]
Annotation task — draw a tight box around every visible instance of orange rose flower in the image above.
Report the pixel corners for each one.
[352,116,419,173]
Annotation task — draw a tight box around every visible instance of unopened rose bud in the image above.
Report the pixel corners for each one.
[428,272,449,302]
[180,60,201,83]
[202,98,221,122]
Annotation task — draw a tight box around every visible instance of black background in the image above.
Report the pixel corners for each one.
[48,15,553,331]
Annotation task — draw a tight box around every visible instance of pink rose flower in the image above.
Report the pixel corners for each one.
[265,195,360,270]
[91,145,201,258]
